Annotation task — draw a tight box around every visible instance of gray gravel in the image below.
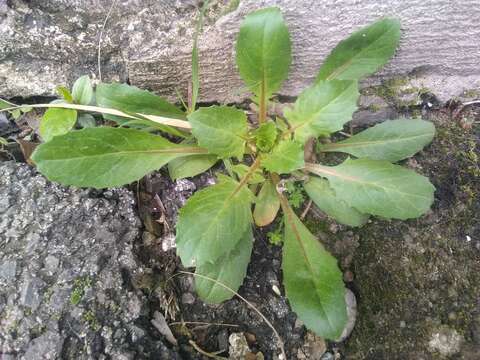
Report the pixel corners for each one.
[0,161,179,359]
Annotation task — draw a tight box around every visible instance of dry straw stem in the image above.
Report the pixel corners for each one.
[0,103,192,130]
[97,0,118,81]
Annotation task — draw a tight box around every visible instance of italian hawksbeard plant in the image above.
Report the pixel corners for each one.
[1,7,435,341]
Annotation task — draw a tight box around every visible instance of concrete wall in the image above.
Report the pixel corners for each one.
[1,0,479,102]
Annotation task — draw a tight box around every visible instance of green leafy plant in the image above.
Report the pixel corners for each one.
[1,8,436,340]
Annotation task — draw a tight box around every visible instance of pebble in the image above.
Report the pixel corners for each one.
[0,260,17,282]
[336,289,357,342]
[320,352,334,360]
[294,318,304,329]
[229,333,251,359]
[343,270,354,282]
[428,326,463,356]
[181,292,196,305]
[297,331,326,360]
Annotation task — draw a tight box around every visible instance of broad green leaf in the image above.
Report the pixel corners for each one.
[77,114,96,128]
[31,127,205,189]
[321,119,435,162]
[176,175,254,267]
[188,105,248,159]
[284,80,359,143]
[231,164,265,184]
[39,108,77,142]
[56,86,74,103]
[96,83,185,122]
[262,140,304,174]
[253,179,280,226]
[195,226,253,303]
[254,121,277,152]
[303,176,368,227]
[306,158,435,220]
[316,18,401,82]
[168,153,218,180]
[236,7,291,99]
[72,76,93,105]
[282,204,347,339]
[0,137,8,146]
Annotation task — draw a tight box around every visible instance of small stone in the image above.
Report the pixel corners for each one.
[23,331,62,360]
[343,270,354,282]
[0,260,17,282]
[320,352,334,360]
[328,223,339,234]
[161,233,176,252]
[142,231,156,246]
[244,332,256,345]
[0,195,11,212]
[428,326,463,356]
[400,320,406,328]
[448,312,457,321]
[128,325,146,342]
[294,318,304,329]
[44,255,60,273]
[229,333,251,360]
[20,277,45,311]
[181,292,195,305]
[298,331,326,360]
[335,289,357,342]
[151,311,177,346]
[174,179,196,192]
[126,294,142,321]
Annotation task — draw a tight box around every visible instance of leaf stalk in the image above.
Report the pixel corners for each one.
[0,103,192,130]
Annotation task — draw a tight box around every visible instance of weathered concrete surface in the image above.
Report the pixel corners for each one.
[1,0,480,102]
[0,162,181,359]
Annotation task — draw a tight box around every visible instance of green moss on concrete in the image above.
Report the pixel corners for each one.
[364,76,431,109]
[70,276,92,306]
[310,115,480,359]
[83,309,101,331]
[462,89,480,98]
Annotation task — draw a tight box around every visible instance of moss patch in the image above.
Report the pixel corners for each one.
[304,112,479,358]
[363,76,431,109]
[70,276,92,306]
[342,116,480,359]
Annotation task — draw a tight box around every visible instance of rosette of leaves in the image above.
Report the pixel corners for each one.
[7,7,436,340]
